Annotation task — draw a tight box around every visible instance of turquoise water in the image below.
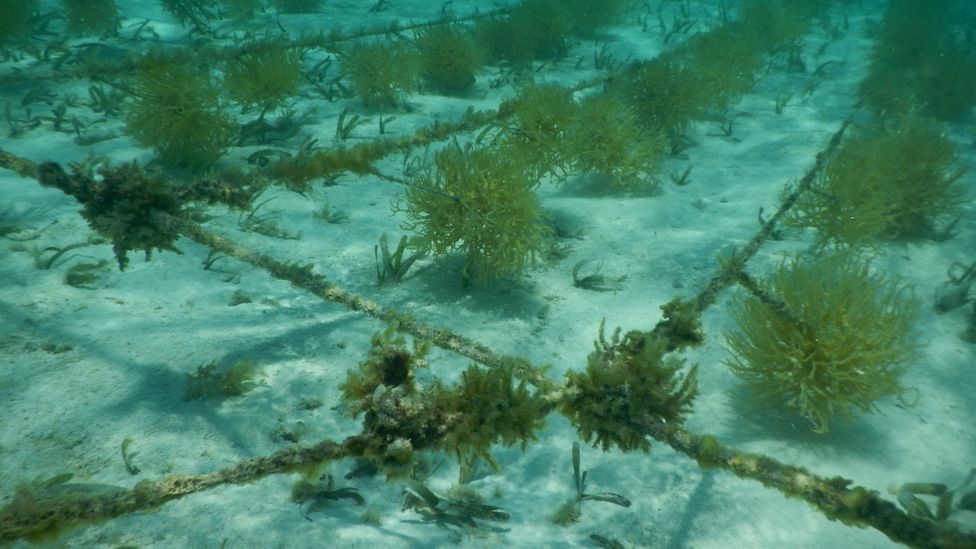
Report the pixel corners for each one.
[1,1,974,547]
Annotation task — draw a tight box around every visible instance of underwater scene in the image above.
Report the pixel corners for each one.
[0,0,974,547]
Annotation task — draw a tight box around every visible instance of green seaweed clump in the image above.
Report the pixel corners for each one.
[724,252,921,433]
[221,0,261,20]
[223,43,303,117]
[414,25,482,93]
[613,2,811,141]
[0,0,37,44]
[560,321,698,452]
[501,83,576,181]
[341,325,546,476]
[339,325,432,477]
[159,0,216,29]
[125,59,235,171]
[433,361,548,470]
[678,22,765,113]
[340,324,428,414]
[400,141,551,281]
[612,58,706,142]
[738,0,809,50]
[787,118,967,248]
[62,0,118,36]
[510,0,572,60]
[35,161,183,270]
[474,0,571,65]
[473,16,533,67]
[339,38,422,108]
[859,0,976,120]
[568,93,667,191]
[564,0,631,37]
[184,360,259,400]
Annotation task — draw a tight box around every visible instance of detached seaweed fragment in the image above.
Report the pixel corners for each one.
[894,468,976,521]
[183,360,260,401]
[238,196,302,240]
[401,482,509,532]
[291,474,364,521]
[934,260,975,314]
[31,241,91,270]
[64,260,111,289]
[572,259,627,292]
[120,437,140,475]
[550,442,631,526]
[590,533,626,549]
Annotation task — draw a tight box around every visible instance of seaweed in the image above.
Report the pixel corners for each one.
[432,361,548,471]
[125,59,235,171]
[374,233,425,285]
[859,0,976,120]
[159,0,216,30]
[473,15,534,66]
[184,360,260,400]
[474,0,571,65]
[223,42,303,118]
[64,260,111,289]
[399,141,551,281]
[724,252,921,433]
[0,0,37,44]
[402,482,509,531]
[341,326,546,476]
[550,441,631,526]
[510,0,572,60]
[567,92,667,190]
[339,38,422,108]
[120,437,140,475]
[560,321,698,452]
[684,22,768,112]
[339,326,437,478]
[572,259,627,292]
[612,57,706,141]
[615,2,813,139]
[340,324,428,418]
[501,83,576,181]
[738,0,810,51]
[0,473,127,543]
[564,0,632,37]
[787,118,967,248]
[221,0,261,20]
[35,161,184,270]
[62,0,118,36]
[414,25,483,93]
[291,475,364,520]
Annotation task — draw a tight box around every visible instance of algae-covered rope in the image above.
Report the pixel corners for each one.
[3,111,975,546]
[646,421,976,549]
[0,437,356,543]
[683,111,855,320]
